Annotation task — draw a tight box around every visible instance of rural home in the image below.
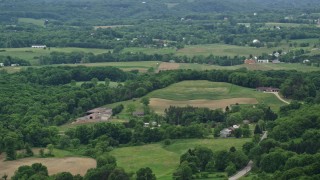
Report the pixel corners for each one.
[0,63,4,67]
[220,125,240,138]
[272,60,281,64]
[303,59,310,64]
[244,59,256,64]
[31,45,47,48]
[256,87,280,92]
[252,39,260,44]
[143,121,159,128]
[220,128,232,138]
[73,107,112,124]
[10,64,19,67]
[257,59,269,63]
[132,111,145,117]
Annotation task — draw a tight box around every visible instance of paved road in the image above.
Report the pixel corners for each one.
[265,92,290,104]
[229,161,253,180]
[228,131,267,180]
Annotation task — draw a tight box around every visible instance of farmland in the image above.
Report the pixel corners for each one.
[0,149,96,179]
[147,81,286,112]
[110,138,251,180]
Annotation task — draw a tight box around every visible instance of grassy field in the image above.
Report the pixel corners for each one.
[179,62,320,72]
[18,18,45,27]
[241,63,320,72]
[147,81,285,111]
[59,61,160,72]
[0,47,109,65]
[264,22,313,28]
[123,44,281,57]
[110,138,250,180]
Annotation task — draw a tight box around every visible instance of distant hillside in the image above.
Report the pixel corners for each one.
[1,0,320,24]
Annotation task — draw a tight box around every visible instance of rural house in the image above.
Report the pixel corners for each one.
[220,128,232,138]
[257,59,269,63]
[132,111,145,117]
[220,125,240,138]
[256,87,280,92]
[73,107,112,124]
[244,59,257,64]
[31,45,47,48]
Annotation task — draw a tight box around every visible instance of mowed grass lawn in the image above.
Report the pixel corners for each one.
[110,138,250,180]
[147,81,285,110]
[18,18,45,27]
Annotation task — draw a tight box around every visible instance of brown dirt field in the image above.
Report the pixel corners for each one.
[157,62,180,72]
[0,157,96,179]
[149,98,258,113]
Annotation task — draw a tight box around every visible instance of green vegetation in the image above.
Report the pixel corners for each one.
[18,18,45,27]
[110,138,250,180]
[147,81,286,110]
[2,0,320,179]
[0,47,109,65]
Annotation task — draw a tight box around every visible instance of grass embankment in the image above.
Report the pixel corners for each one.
[110,138,251,180]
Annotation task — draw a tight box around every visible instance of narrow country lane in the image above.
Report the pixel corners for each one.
[229,131,268,180]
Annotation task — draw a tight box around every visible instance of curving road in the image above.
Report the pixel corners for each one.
[229,131,268,180]
[265,92,290,104]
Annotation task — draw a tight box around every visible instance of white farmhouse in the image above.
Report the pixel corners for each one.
[31,45,47,48]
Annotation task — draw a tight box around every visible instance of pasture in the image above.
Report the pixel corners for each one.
[264,22,312,28]
[147,81,285,111]
[110,138,250,180]
[62,61,160,72]
[149,98,258,114]
[18,18,45,27]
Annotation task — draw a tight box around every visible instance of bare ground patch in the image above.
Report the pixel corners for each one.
[149,98,258,113]
[157,62,180,72]
[0,157,96,179]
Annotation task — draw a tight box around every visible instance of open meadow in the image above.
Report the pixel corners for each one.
[110,138,250,180]
[147,81,286,113]
[18,18,45,27]
[59,61,160,73]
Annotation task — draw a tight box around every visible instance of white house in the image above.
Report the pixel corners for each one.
[220,128,232,138]
[0,63,4,67]
[252,39,260,44]
[303,59,310,63]
[31,45,46,48]
[258,59,269,63]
